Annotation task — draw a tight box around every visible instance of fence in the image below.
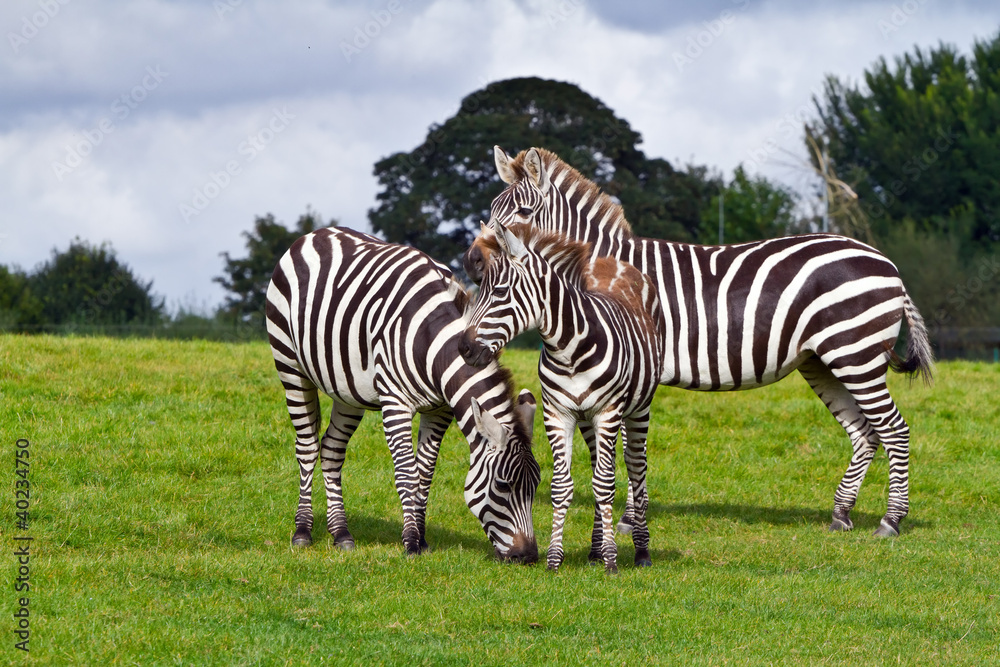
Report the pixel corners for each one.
[932,327,1000,362]
[2,323,997,361]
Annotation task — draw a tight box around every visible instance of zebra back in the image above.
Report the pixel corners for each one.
[475,147,933,389]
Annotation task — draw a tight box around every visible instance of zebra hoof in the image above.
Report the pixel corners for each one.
[291,526,313,547]
[634,549,652,567]
[828,512,853,532]
[873,519,900,538]
[605,562,619,575]
[587,550,602,565]
[616,519,634,535]
[334,538,355,551]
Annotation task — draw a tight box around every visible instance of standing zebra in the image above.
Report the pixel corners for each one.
[460,221,663,573]
[266,225,540,561]
[464,146,933,538]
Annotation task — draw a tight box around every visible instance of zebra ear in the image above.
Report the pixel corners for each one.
[494,146,517,184]
[524,148,550,194]
[514,389,536,440]
[495,221,527,260]
[471,397,509,451]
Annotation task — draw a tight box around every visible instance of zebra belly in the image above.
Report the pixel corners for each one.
[662,348,814,391]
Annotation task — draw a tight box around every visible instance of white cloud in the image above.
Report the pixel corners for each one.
[1,0,998,308]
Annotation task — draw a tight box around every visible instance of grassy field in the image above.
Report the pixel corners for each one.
[1,335,998,665]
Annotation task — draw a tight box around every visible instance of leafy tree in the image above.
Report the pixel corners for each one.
[809,31,1000,245]
[699,166,800,244]
[0,265,43,329]
[215,210,330,321]
[369,77,718,271]
[27,239,164,326]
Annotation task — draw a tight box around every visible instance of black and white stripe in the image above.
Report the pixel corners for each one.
[266,225,540,560]
[465,146,933,537]
[460,222,663,572]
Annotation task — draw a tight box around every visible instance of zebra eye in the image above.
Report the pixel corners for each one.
[517,206,533,217]
[493,284,509,298]
[495,480,512,494]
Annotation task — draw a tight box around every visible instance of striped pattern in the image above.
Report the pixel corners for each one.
[466,147,933,537]
[266,225,540,560]
[461,222,663,572]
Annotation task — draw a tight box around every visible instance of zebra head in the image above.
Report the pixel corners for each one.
[460,221,543,368]
[467,391,541,563]
[463,146,550,284]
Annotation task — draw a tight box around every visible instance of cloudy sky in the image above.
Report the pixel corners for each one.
[2,0,998,311]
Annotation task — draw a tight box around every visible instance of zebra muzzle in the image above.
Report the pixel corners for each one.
[459,327,495,367]
[495,533,539,565]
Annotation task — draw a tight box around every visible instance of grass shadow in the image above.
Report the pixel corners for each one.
[297,512,494,555]
[648,501,928,531]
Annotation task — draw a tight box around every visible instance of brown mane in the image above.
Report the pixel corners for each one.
[508,148,634,239]
[480,223,658,325]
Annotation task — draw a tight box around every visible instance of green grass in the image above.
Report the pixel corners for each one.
[2,335,998,665]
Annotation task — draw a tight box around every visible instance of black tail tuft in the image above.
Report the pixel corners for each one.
[888,290,934,385]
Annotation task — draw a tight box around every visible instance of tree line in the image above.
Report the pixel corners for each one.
[2,32,997,348]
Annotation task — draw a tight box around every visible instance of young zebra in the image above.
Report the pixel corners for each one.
[460,221,664,573]
[465,146,934,538]
[266,225,540,561]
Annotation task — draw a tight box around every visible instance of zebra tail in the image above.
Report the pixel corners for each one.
[887,288,934,385]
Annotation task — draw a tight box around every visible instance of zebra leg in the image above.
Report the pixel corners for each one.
[280,376,322,547]
[380,400,425,555]
[829,369,911,537]
[413,408,453,552]
[591,411,623,574]
[545,408,577,572]
[799,357,879,533]
[578,421,604,564]
[319,401,365,550]
[623,411,651,568]
[617,425,637,535]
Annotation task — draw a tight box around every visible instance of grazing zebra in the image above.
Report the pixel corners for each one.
[460,221,663,573]
[464,146,933,538]
[266,225,540,561]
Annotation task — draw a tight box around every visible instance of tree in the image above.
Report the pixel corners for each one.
[215,210,329,321]
[27,239,164,327]
[808,33,1000,334]
[0,265,43,329]
[369,77,717,272]
[809,31,1000,245]
[699,166,800,244]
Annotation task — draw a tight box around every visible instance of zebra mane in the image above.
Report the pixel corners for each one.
[509,148,635,240]
[481,223,592,288]
[482,223,654,324]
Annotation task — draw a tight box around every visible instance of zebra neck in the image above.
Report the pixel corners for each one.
[439,343,517,456]
[537,276,597,363]
[544,172,633,256]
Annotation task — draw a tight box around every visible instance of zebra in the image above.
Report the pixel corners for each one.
[266,225,540,561]
[459,221,664,573]
[464,146,933,538]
